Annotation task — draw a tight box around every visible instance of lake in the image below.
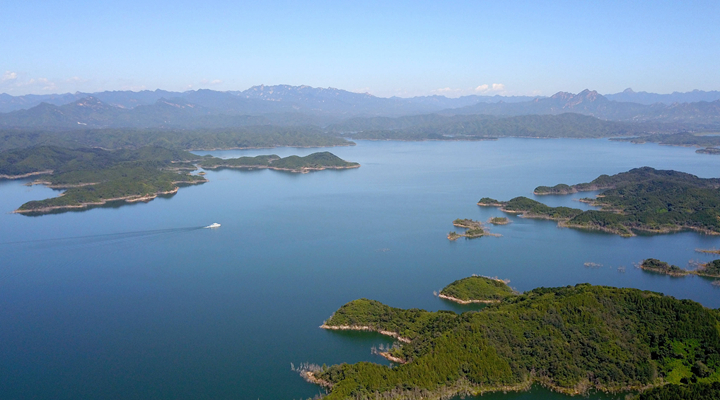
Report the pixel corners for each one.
[1,138,719,400]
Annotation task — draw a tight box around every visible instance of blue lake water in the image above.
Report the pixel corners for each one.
[1,138,720,400]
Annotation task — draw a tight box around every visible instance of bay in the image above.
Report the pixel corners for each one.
[1,138,719,400]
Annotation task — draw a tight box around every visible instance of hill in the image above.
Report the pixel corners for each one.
[484,167,720,237]
[314,282,720,399]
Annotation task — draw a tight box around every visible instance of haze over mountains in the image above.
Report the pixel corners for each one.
[1,85,719,130]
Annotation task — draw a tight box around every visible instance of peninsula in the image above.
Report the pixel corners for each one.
[1,146,359,214]
[481,167,720,237]
[311,281,720,399]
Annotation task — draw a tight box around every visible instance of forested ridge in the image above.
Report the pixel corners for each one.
[483,167,720,237]
[315,284,720,399]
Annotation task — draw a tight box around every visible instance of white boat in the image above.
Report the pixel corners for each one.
[205,223,221,229]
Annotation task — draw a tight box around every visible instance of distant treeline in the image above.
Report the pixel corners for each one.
[330,113,680,140]
[0,126,353,152]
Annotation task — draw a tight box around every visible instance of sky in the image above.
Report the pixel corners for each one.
[1,0,719,97]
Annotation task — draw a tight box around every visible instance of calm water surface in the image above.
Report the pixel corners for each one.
[1,139,719,400]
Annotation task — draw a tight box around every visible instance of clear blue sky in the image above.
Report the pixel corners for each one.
[1,0,718,97]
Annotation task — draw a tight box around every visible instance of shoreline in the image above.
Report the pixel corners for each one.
[188,142,356,152]
[319,324,411,343]
[201,163,360,174]
[12,182,206,214]
[0,170,54,180]
[437,293,500,304]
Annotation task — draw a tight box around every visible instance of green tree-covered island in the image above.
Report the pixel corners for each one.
[0,146,359,215]
[639,258,720,279]
[480,167,720,237]
[309,278,720,400]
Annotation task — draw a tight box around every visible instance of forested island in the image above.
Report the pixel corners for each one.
[438,276,516,304]
[481,167,720,237]
[639,258,720,279]
[310,281,720,399]
[1,146,359,214]
[447,219,498,240]
[197,151,359,173]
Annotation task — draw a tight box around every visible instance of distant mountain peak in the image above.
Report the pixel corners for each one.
[72,96,110,109]
[551,91,574,101]
[623,88,635,93]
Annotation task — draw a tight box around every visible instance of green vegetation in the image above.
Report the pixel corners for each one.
[696,260,720,278]
[198,151,359,172]
[477,197,503,206]
[500,196,584,219]
[640,259,688,276]
[533,183,576,195]
[2,146,359,214]
[332,113,659,141]
[448,219,496,240]
[633,382,720,400]
[315,283,720,399]
[4,146,207,214]
[489,217,510,225]
[439,276,517,303]
[486,167,720,237]
[697,147,720,155]
[0,126,353,152]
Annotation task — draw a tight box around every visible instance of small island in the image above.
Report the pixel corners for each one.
[488,216,510,225]
[638,258,720,279]
[447,219,499,240]
[697,147,720,155]
[311,279,720,399]
[480,167,720,237]
[1,146,360,215]
[697,248,720,255]
[438,275,517,304]
[197,151,360,173]
[639,258,688,276]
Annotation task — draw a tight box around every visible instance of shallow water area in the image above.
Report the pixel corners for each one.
[2,138,720,399]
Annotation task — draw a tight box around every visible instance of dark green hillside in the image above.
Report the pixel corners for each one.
[6,146,208,214]
[2,146,359,214]
[335,113,666,141]
[633,382,720,400]
[487,168,720,237]
[499,197,583,220]
[0,126,353,152]
[315,284,720,399]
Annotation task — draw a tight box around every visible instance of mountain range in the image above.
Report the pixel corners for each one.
[1,85,719,130]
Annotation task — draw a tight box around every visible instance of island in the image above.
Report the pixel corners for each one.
[1,146,359,215]
[488,217,510,225]
[310,280,720,399]
[447,219,499,240]
[638,258,720,279]
[438,275,517,304]
[197,151,360,173]
[697,147,720,155]
[639,258,688,276]
[481,167,720,237]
